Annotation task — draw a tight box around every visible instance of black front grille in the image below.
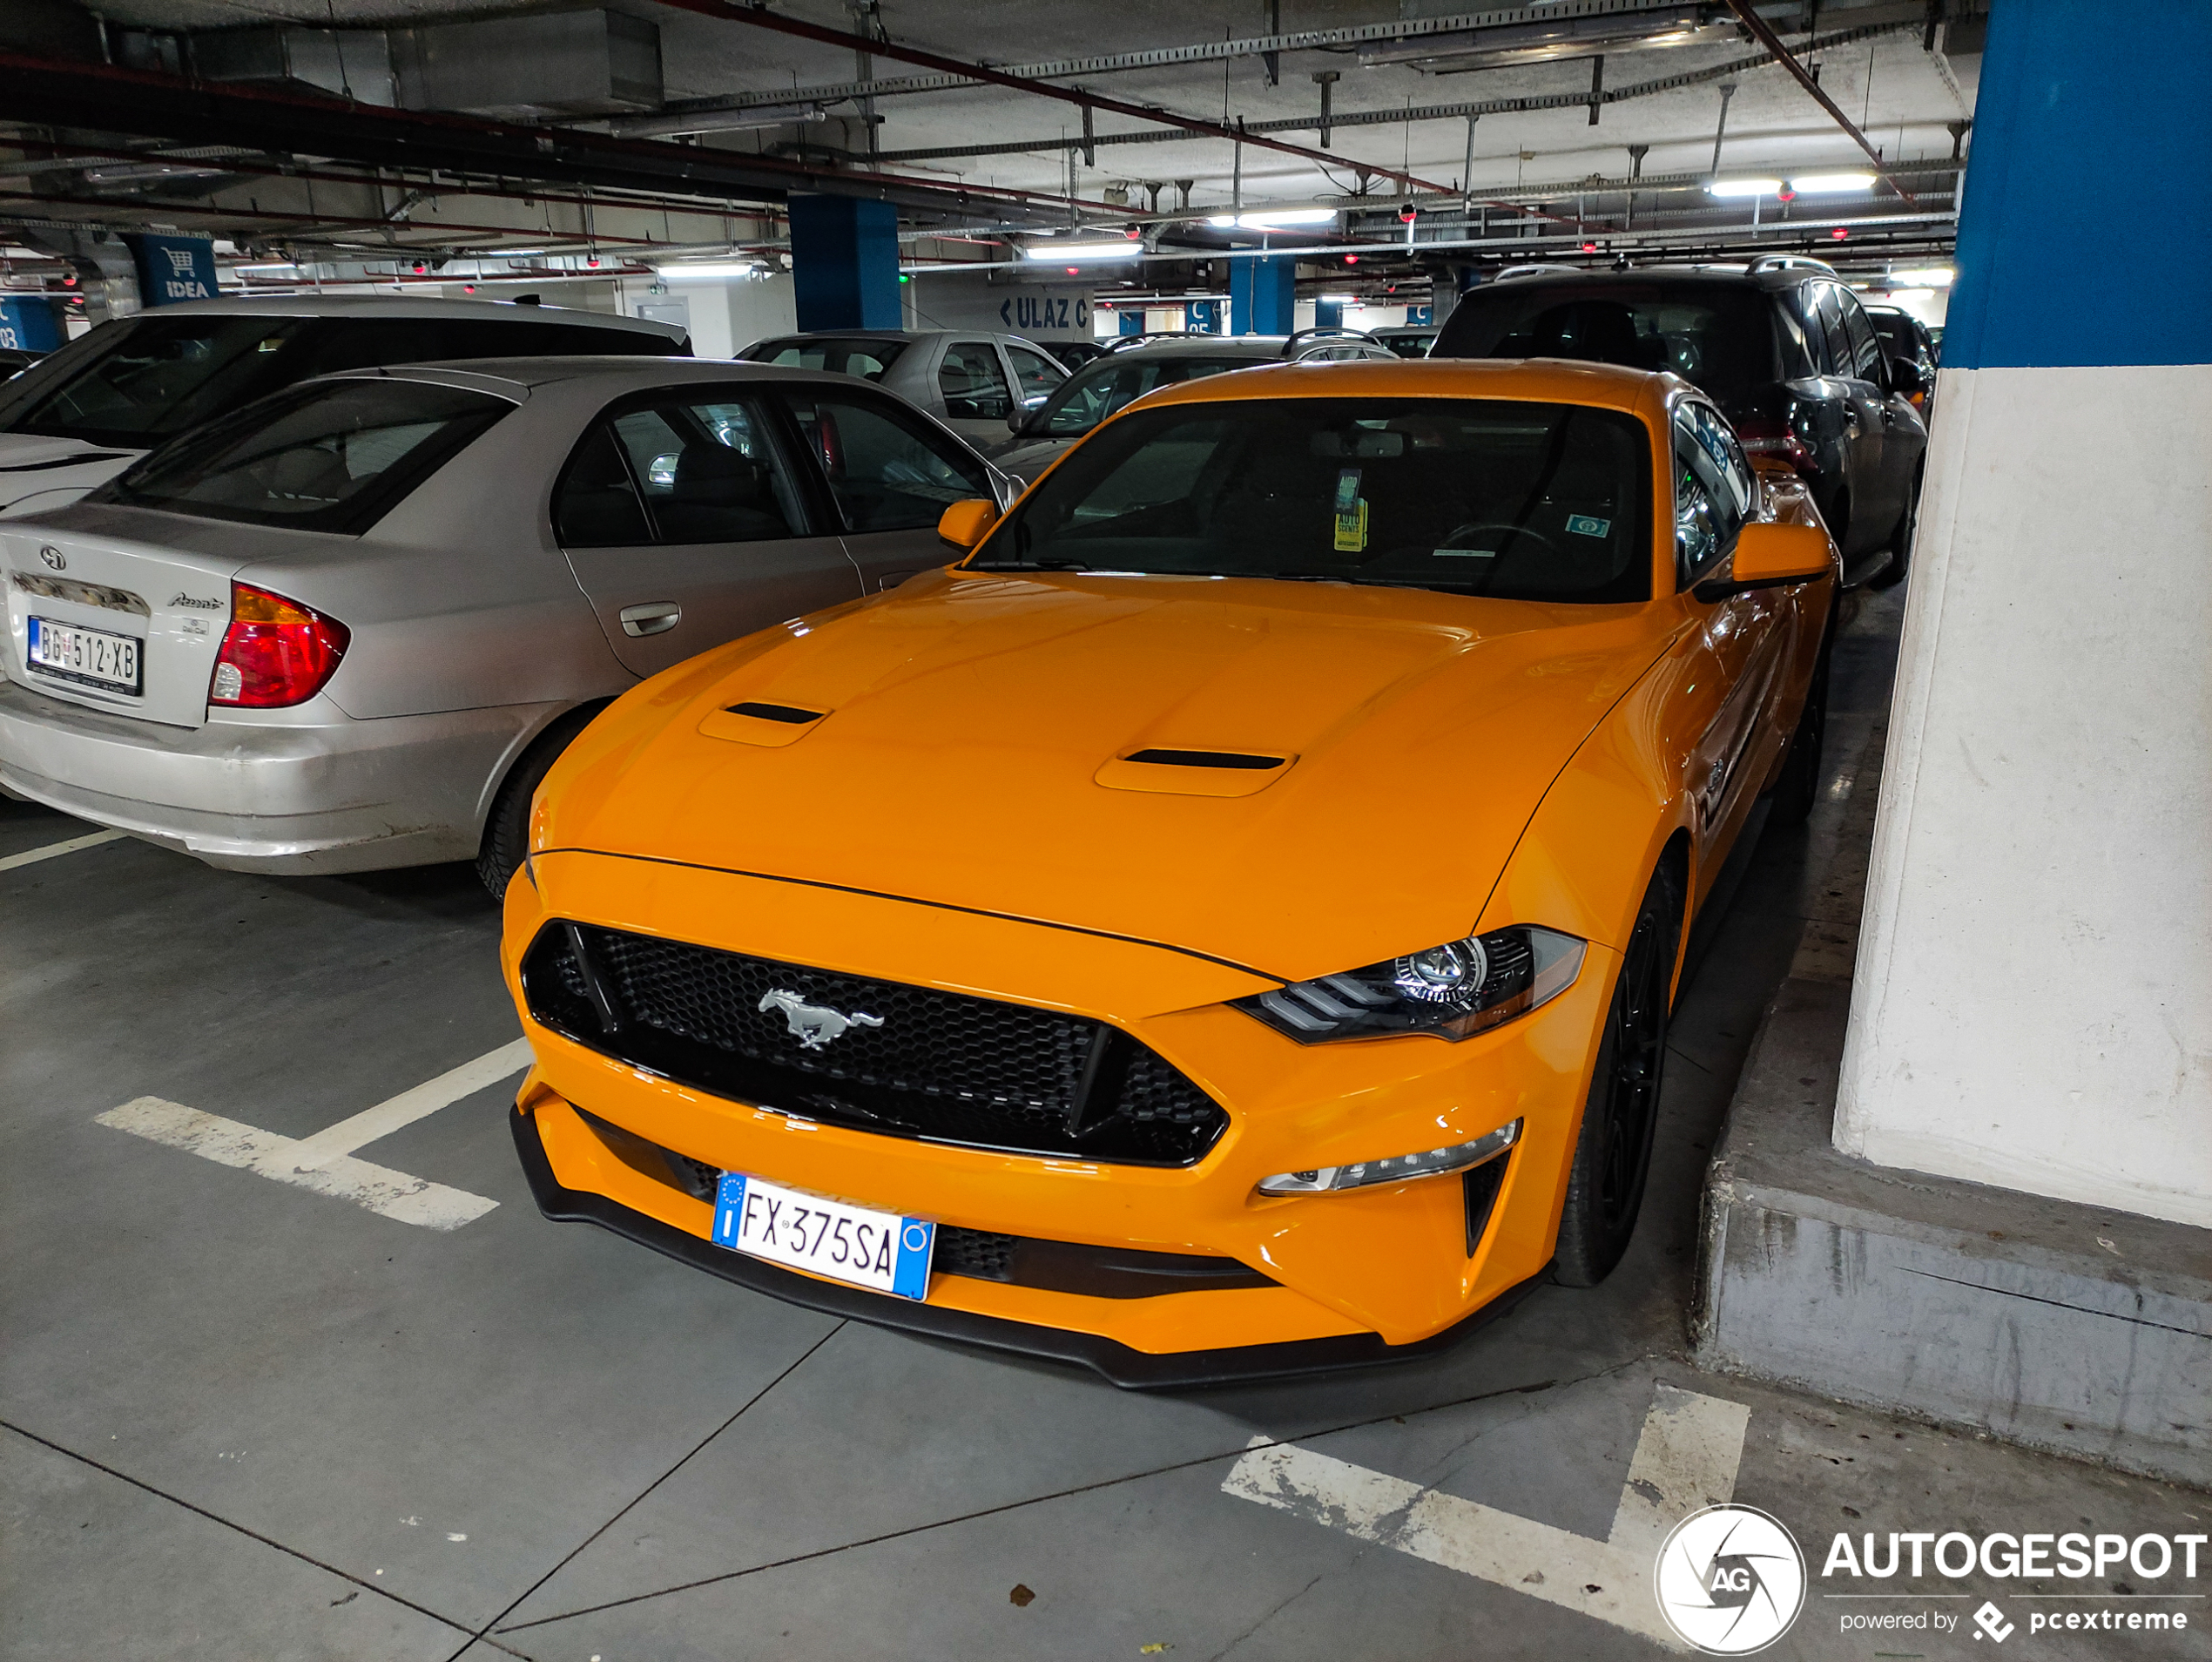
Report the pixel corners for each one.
[523,922,1229,1166]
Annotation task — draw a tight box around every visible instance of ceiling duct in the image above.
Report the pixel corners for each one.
[1357,6,1727,72]
[193,10,661,121]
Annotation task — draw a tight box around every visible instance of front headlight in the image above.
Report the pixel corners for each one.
[1236,926,1587,1044]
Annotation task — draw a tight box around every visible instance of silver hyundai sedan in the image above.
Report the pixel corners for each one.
[0,356,1010,892]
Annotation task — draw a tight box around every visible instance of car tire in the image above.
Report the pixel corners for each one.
[1867,466,1922,591]
[475,705,604,900]
[1763,638,1831,829]
[1553,855,1684,1288]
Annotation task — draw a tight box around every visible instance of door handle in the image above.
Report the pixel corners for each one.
[619,602,681,637]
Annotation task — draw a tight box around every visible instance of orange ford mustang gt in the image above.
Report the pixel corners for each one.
[501,359,1838,1387]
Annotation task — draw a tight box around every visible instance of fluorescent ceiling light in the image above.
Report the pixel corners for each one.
[1791,172,1876,193]
[232,263,299,274]
[1893,267,1955,287]
[657,261,765,279]
[1024,241,1139,261]
[1706,178,1780,198]
[1206,208,1338,230]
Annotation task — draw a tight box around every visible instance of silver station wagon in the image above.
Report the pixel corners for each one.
[0,357,1010,892]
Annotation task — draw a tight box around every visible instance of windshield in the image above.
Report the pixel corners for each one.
[1,314,310,444]
[980,397,1651,604]
[96,378,513,535]
[747,337,908,381]
[1026,355,1256,438]
[1438,283,1777,411]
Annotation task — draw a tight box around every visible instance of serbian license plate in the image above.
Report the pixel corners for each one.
[27,615,143,693]
[711,1172,934,1301]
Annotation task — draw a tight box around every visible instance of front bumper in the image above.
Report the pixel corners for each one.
[504,848,1616,1371]
[0,677,558,873]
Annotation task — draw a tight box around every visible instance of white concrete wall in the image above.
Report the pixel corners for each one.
[659,273,797,360]
[1835,362,2212,1227]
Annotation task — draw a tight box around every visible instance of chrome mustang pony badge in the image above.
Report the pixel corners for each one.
[759,989,885,1051]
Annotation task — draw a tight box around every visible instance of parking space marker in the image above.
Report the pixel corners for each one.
[0,828,126,872]
[93,1040,535,1231]
[1221,1382,1750,1650]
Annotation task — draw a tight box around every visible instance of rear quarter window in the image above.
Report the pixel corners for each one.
[93,378,513,535]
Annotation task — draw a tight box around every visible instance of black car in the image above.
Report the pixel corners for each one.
[1434,258,1927,588]
[1865,304,1939,416]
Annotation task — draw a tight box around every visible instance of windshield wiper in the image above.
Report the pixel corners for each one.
[969,557,1093,571]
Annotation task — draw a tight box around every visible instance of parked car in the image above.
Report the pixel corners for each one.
[1434,257,1925,587]
[735,329,1067,446]
[1041,340,1111,373]
[988,330,1399,484]
[500,357,1838,1385]
[0,296,688,520]
[0,346,46,378]
[0,357,1010,894]
[1864,304,1939,416]
[1366,324,1440,357]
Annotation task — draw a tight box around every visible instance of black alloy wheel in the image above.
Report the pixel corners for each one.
[1553,859,1684,1287]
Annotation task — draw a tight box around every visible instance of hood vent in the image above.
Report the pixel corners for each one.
[1096,747,1298,799]
[1123,748,1284,771]
[727,701,822,725]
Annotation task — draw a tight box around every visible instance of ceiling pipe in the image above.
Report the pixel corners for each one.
[1718,0,1920,206]
[671,0,1467,199]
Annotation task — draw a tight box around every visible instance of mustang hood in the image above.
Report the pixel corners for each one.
[543,570,1672,983]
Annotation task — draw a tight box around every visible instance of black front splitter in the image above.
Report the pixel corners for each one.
[510,1105,1541,1391]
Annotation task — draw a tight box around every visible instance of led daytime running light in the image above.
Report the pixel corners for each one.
[1258,1118,1521,1196]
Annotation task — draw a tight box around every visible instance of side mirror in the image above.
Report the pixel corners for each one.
[1887,355,1926,395]
[937,498,1001,551]
[1698,521,1834,599]
[1006,409,1028,434]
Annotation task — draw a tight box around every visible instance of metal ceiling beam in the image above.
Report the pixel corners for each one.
[0,51,1119,228]
[666,0,1462,199]
[631,0,1706,115]
[1720,0,1919,205]
[877,17,1921,165]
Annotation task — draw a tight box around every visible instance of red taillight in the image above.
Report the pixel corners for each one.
[209,583,350,708]
[1734,414,1818,475]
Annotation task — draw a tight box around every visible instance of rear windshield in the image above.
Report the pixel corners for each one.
[93,378,512,535]
[1437,283,1777,410]
[980,397,1651,605]
[0,312,677,446]
[1027,356,1258,437]
[744,337,908,381]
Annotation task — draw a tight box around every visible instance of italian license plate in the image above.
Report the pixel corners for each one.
[711,1171,934,1301]
[27,615,143,693]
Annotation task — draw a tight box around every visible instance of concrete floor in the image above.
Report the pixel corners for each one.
[4,588,2204,1661]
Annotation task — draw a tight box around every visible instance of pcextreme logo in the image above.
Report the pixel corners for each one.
[1655,1505,1809,1654]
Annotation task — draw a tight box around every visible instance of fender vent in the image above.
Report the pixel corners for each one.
[727,701,822,724]
[1123,748,1285,771]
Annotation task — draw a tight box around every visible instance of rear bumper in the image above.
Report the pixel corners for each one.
[511,1099,1543,1388]
[0,678,556,873]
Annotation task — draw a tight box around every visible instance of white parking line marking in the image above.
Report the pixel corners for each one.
[290,1038,534,1164]
[0,828,126,872]
[1221,1383,1750,1651]
[94,1040,534,1231]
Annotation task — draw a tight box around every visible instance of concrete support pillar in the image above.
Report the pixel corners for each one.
[1835,0,2212,1226]
[786,193,900,332]
[1231,255,1295,334]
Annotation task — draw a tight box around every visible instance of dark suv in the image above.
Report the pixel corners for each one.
[1434,258,1927,587]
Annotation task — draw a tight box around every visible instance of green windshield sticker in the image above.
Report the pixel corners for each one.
[1332,468,1362,515]
[1565,514,1611,537]
[1332,467,1368,552]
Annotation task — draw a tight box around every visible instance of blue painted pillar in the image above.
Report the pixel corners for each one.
[1186,300,1221,334]
[0,296,61,353]
[786,194,901,332]
[1231,255,1296,334]
[1312,297,1343,330]
[1836,0,2212,1223]
[1117,309,1143,336]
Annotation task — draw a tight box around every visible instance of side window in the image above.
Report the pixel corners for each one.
[1837,292,1885,385]
[1004,344,1062,408]
[559,392,806,546]
[1673,403,1750,587]
[1813,286,1856,382]
[938,341,1012,420]
[783,390,993,532]
[1774,295,1821,379]
[552,423,651,547]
